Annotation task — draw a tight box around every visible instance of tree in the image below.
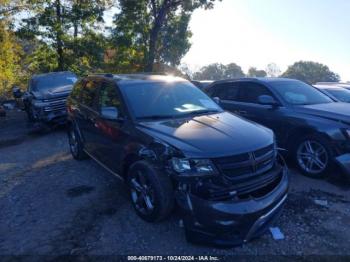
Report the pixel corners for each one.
[282,61,340,84]
[16,0,112,72]
[248,67,267,77]
[112,0,220,72]
[192,63,245,80]
[0,21,22,98]
[266,63,281,77]
[224,63,245,78]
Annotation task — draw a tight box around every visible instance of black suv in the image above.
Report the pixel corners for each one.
[66,74,288,246]
[13,71,78,125]
[205,78,350,179]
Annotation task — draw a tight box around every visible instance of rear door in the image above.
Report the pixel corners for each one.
[76,78,100,154]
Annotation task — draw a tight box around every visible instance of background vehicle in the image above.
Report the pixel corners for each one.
[67,74,288,247]
[206,78,350,179]
[191,80,214,90]
[13,71,77,125]
[0,105,5,117]
[316,82,350,91]
[314,85,350,103]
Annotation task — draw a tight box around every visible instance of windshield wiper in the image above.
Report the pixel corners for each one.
[137,115,176,120]
[183,109,220,116]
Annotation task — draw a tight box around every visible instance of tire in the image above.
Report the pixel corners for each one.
[127,160,174,222]
[26,107,35,122]
[68,124,88,160]
[292,134,335,178]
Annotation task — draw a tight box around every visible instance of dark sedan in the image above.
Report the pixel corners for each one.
[206,78,350,178]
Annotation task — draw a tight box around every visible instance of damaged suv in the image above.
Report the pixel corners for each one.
[67,74,288,246]
[13,71,78,125]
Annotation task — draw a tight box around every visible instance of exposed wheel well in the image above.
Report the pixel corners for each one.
[286,128,332,152]
[122,154,142,179]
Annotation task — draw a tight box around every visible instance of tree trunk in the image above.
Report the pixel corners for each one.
[145,27,160,72]
[55,0,64,71]
[145,2,169,72]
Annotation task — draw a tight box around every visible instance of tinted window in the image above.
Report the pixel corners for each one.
[120,81,222,119]
[99,82,123,116]
[326,88,350,103]
[80,79,99,108]
[269,80,333,105]
[238,82,274,104]
[32,73,77,91]
[214,83,240,100]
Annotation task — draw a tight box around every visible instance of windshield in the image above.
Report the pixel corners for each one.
[120,81,222,119]
[32,73,78,91]
[269,80,333,105]
[326,88,350,103]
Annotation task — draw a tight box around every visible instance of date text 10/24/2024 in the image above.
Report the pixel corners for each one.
[127,256,220,261]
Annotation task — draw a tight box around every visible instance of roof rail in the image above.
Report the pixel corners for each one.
[88,73,114,78]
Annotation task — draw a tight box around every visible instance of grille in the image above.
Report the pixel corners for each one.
[212,144,275,184]
[43,97,67,112]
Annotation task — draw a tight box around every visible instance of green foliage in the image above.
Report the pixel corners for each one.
[16,0,112,73]
[112,0,220,72]
[248,67,267,77]
[159,12,192,67]
[282,61,340,84]
[193,63,245,80]
[0,21,22,98]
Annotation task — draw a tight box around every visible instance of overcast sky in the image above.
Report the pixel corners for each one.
[181,0,349,81]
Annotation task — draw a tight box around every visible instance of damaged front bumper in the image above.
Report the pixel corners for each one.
[31,105,67,124]
[175,164,288,247]
[335,153,350,178]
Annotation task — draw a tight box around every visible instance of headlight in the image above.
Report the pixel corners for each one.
[344,129,350,138]
[170,158,217,175]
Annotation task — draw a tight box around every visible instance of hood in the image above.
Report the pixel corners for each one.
[136,112,274,158]
[294,102,350,124]
[32,84,73,99]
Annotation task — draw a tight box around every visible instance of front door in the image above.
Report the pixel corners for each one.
[93,81,130,174]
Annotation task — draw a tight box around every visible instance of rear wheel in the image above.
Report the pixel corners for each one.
[68,124,88,160]
[128,161,174,222]
[293,135,334,178]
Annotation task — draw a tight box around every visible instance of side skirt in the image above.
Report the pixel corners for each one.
[83,150,125,182]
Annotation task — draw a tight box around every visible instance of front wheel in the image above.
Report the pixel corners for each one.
[127,161,174,222]
[294,135,334,178]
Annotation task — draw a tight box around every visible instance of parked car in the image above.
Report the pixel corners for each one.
[314,85,350,103]
[191,80,214,90]
[67,74,288,247]
[205,78,350,178]
[13,71,78,125]
[0,105,5,117]
[316,82,350,91]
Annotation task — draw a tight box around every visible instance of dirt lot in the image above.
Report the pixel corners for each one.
[0,111,349,256]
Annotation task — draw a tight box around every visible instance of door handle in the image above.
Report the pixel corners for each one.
[238,110,248,115]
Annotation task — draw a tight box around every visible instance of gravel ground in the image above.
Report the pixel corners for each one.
[0,111,349,257]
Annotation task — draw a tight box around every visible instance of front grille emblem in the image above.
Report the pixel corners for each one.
[249,152,257,173]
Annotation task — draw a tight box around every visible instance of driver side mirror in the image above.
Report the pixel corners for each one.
[101,106,122,121]
[12,86,23,99]
[213,97,221,104]
[258,95,279,107]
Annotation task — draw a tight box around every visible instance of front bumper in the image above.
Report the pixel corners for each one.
[32,106,67,124]
[175,165,289,247]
